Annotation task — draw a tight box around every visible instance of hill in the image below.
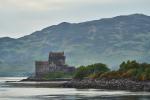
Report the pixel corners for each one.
[0,14,150,76]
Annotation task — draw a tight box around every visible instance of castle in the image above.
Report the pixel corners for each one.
[35,52,75,77]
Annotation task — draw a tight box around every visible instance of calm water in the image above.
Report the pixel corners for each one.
[0,77,150,100]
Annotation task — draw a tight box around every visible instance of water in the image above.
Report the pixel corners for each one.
[0,77,150,100]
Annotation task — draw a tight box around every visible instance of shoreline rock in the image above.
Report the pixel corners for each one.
[12,77,150,92]
[63,78,150,92]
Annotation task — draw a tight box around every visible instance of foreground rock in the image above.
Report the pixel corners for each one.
[63,78,150,92]
[10,77,150,91]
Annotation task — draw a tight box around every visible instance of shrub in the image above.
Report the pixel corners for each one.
[74,63,110,79]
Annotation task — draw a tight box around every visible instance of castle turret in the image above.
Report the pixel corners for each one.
[49,52,65,65]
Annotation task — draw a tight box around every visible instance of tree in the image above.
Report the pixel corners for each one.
[74,66,87,79]
[74,63,110,79]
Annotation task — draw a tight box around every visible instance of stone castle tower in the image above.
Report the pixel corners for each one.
[49,52,65,65]
[35,52,75,77]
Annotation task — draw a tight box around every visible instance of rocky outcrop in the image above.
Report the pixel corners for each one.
[64,78,150,91]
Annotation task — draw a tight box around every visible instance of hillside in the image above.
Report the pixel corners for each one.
[0,14,150,76]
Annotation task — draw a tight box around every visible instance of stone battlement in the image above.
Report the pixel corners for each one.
[49,51,65,66]
[49,52,64,56]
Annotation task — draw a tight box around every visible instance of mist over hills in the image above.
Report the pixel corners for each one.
[0,14,150,76]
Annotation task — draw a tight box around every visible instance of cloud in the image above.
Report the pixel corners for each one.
[0,0,150,38]
[0,0,131,11]
[0,0,64,11]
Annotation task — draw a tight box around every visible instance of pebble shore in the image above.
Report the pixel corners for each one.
[63,78,150,91]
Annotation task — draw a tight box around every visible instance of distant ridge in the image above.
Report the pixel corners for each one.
[0,13,150,76]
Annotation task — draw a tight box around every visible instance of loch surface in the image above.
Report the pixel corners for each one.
[0,77,150,100]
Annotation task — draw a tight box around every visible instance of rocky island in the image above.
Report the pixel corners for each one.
[20,52,150,92]
[64,60,150,91]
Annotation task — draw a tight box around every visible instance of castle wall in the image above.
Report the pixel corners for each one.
[48,65,75,73]
[49,52,65,65]
[35,61,49,77]
[35,52,75,78]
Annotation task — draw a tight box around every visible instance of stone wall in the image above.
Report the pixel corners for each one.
[35,61,49,77]
[49,52,65,65]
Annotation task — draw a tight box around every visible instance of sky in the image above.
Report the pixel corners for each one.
[0,0,150,38]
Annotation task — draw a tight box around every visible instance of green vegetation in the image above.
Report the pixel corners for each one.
[74,60,150,81]
[41,60,150,81]
[74,63,110,79]
[118,60,150,80]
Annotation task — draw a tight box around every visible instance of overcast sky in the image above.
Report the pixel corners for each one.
[0,0,150,38]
